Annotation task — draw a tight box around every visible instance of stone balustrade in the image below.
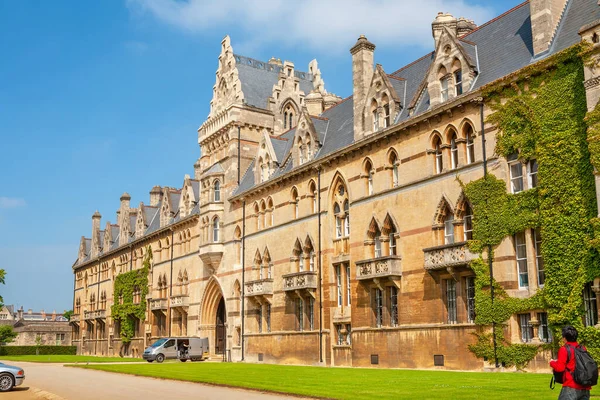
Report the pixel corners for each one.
[355,256,402,281]
[282,271,318,292]
[83,309,106,320]
[170,294,189,308]
[423,241,477,270]
[150,298,168,311]
[245,279,274,297]
[71,314,80,322]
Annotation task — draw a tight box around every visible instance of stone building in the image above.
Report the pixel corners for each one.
[0,306,71,346]
[71,0,600,370]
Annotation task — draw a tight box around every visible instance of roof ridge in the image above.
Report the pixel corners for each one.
[311,115,329,121]
[269,135,289,141]
[460,0,530,39]
[321,95,353,114]
[387,75,406,81]
[233,53,311,79]
[391,52,434,76]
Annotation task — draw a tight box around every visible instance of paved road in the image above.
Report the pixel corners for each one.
[3,362,308,400]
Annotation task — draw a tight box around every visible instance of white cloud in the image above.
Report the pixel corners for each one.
[126,0,495,52]
[0,197,26,209]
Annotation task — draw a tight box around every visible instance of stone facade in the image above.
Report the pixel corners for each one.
[1,306,71,346]
[71,0,600,370]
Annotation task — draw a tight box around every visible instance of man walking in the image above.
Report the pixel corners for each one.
[550,326,592,400]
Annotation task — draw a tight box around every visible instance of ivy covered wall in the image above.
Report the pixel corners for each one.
[464,45,600,367]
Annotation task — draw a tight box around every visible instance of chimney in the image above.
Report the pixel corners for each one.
[149,186,162,207]
[530,0,568,56]
[119,192,131,246]
[350,35,376,141]
[52,310,56,321]
[27,309,32,315]
[432,12,458,49]
[457,17,477,37]
[91,211,101,258]
[17,306,23,320]
[41,310,46,320]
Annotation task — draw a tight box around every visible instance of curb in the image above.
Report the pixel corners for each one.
[29,386,67,400]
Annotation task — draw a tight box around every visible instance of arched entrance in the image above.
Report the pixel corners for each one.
[199,277,226,355]
[215,298,226,354]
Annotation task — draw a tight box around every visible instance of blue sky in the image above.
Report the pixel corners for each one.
[0,0,524,313]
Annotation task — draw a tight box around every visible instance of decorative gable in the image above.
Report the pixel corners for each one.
[426,27,477,107]
[254,131,279,184]
[136,202,147,238]
[361,64,403,136]
[293,112,320,166]
[209,35,244,118]
[78,236,87,262]
[103,222,113,250]
[179,175,199,217]
[160,187,173,227]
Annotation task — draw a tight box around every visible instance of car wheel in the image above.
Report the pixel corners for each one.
[0,373,14,392]
[147,360,153,363]
[180,359,187,362]
[156,354,165,363]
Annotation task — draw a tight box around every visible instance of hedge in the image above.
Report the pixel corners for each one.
[0,345,77,356]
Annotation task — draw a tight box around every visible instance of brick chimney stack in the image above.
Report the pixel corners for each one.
[91,211,101,258]
[351,35,376,141]
[119,192,131,246]
[530,0,568,55]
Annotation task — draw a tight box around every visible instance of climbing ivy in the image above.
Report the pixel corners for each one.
[111,246,150,344]
[464,44,600,367]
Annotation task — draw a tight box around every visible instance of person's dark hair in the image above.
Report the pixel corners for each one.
[562,325,578,342]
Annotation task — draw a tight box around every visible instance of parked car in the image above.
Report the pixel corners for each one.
[143,337,209,363]
[0,362,25,392]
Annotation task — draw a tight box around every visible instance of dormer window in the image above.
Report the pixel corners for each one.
[441,76,450,102]
[213,180,221,202]
[454,70,463,96]
[382,94,390,128]
[371,99,379,131]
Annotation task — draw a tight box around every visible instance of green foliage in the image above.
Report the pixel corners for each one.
[0,325,18,344]
[0,346,77,356]
[465,45,600,367]
[0,268,6,306]
[63,310,74,321]
[111,246,151,344]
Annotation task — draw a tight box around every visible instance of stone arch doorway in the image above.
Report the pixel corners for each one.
[199,277,226,355]
[215,298,226,354]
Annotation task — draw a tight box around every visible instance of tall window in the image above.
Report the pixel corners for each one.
[374,227,382,258]
[309,181,317,213]
[336,265,342,307]
[533,228,544,286]
[390,151,399,187]
[584,282,598,327]
[389,227,397,256]
[515,232,528,288]
[528,159,538,188]
[444,212,454,245]
[538,312,551,343]
[390,286,398,327]
[510,162,524,193]
[266,304,271,333]
[212,217,220,243]
[463,204,473,241]
[346,264,351,306]
[336,325,344,345]
[309,251,315,271]
[466,126,475,164]
[374,289,383,328]
[334,203,342,238]
[450,133,458,169]
[257,306,263,333]
[435,137,443,174]
[441,76,450,102]
[308,298,315,330]
[446,279,457,324]
[454,70,463,96]
[343,200,350,237]
[466,277,476,323]
[292,188,299,219]
[296,298,304,331]
[213,180,221,202]
[371,100,379,131]
[383,103,391,128]
[365,160,374,196]
[519,313,533,342]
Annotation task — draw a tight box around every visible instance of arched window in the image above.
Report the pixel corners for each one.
[371,99,379,131]
[261,200,267,228]
[464,204,473,241]
[383,214,398,256]
[304,133,312,161]
[297,137,304,165]
[291,187,299,219]
[213,180,221,202]
[465,123,475,164]
[450,131,458,169]
[267,197,274,227]
[444,211,454,244]
[343,200,350,237]
[304,237,315,272]
[452,59,463,96]
[434,136,443,174]
[284,111,288,129]
[334,203,342,238]
[389,151,399,187]
[212,216,220,243]
[263,249,272,279]
[234,226,242,265]
[364,159,374,195]
[382,94,390,128]
[308,180,317,213]
[284,103,295,130]
[439,66,449,102]
[254,203,260,230]
[75,297,81,314]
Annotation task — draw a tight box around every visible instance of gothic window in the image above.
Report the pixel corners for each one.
[262,248,272,279]
[254,250,263,280]
[382,93,391,128]
[254,202,260,231]
[390,286,398,327]
[335,265,343,307]
[212,216,220,243]
[389,150,399,187]
[444,212,454,245]
[297,137,304,165]
[382,213,398,256]
[463,203,473,241]
[213,180,221,202]
[267,197,274,227]
[293,239,302,272]
[332,179,350,240]
[234,226,242,265]
[304,237,315,271]
[334,203,342,238]
[465,123,475,164]
[373,288,383,328]
[367,218,382,259]
[308,180,317,213]
[466,276,476,323]
[439,66,450,102]
[364,159,374,196]
[343,200,350,237]
[304,133,312,162]
[284,103,295,130]
[296,298,304,331]
[450,130,458,169]
[371,99,379,131]
[75,297,81,314]
[515,231,529,288]
[453,58,463,96]
[433,135,443,174]
[260,200,267,229]
[291,187,299,219]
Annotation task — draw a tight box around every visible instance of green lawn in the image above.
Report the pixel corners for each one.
[0,355,146,363]
[69,362,599,399]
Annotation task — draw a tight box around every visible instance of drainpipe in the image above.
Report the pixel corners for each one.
[96,258,101,355]
[317,167,323,364]
[241,198,246,361]
[72,269,77,353]
[479,99,498,368]
[237,126,241,186]
[168,228,174,337]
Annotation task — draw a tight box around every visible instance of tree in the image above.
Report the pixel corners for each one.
[0,325,17,344]
[63,310,73,321]
[0,269,5,307]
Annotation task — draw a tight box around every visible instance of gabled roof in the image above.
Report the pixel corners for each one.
[552,0,600,53]
[205,162,224,175]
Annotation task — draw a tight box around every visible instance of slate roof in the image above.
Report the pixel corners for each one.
[234,55,315,109]
[233,0,597,199]
[205,162,224,175]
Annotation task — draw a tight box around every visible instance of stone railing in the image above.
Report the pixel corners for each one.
[170,294,189,308]
[84,309,106,320]
[423,241,477,271]
[245,279,274,297]
[282,271,318,292]
[150,298,168,311]
[71,314,80,322]
[199,108,234,141]
[355,256,402,281]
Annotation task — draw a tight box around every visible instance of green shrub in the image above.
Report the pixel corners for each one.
[0,345,77,356]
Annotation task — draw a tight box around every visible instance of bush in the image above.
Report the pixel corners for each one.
[0,346,77,356]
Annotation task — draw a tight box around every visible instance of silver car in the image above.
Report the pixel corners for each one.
[0,362,25,392]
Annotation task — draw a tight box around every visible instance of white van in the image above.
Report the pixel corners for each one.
[143,337,209,363]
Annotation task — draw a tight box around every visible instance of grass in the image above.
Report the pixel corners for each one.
[68,362,600,399]
[0,355,146,363]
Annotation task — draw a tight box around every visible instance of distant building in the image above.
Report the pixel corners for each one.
[0,306,71,346]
